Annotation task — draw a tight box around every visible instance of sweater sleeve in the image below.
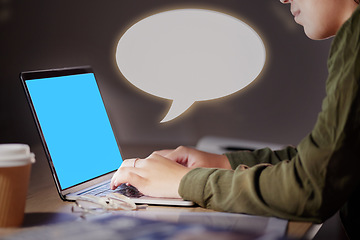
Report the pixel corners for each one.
[225,146,298,169]
[179,6,360,223]
[179,156,327,222]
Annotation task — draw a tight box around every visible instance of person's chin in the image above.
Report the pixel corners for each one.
[304,27,333,41]
[304,31,320,40]
[303,20,339,40]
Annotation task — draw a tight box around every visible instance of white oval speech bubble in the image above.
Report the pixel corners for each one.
[116,9,266,123]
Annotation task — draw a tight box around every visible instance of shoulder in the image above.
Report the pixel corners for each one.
[329,6,360,59]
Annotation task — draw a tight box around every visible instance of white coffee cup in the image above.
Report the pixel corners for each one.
[0,144,35,227]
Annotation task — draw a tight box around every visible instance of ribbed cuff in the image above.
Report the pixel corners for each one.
[178,168,217,207]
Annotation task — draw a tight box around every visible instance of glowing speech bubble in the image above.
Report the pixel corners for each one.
[116,9,266,123]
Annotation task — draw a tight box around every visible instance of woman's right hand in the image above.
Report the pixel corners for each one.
[152,146,232,169]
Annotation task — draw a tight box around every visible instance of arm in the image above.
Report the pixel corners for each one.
[154,145,298,170]
[225,146,298,168]
[180,128,360,223]
[153,146,232,169]
[180,11,360,222]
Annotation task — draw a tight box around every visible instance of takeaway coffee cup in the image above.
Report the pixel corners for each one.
[0,144,35,227]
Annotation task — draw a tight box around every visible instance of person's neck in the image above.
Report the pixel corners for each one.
[340,3,359,26]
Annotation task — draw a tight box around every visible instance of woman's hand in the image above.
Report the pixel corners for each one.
[110,153,191,198]
[110,146,231,198]
[153,146,232,169]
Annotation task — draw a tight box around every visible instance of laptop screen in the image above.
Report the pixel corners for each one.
[22,68,123,190]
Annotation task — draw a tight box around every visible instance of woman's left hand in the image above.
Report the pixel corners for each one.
[110,153,191,198]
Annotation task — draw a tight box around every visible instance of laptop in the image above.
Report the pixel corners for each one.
[20,66,193,206]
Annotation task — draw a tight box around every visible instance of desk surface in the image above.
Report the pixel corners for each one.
[0,143,313,239]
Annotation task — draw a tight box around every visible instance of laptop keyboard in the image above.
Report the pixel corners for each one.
[81,182,144,198]
[84,182,115,196]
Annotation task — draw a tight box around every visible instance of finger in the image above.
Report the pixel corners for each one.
[120,158,139,168]
[151,149,174,157]
[164,146,191,165]
[110,169,121,190]
[110,159,136,188]
[146,152,172,163]
[110,166,146,190]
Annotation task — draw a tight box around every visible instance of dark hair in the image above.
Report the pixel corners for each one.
[356,0,359,4]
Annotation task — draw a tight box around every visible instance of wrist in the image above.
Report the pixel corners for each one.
[220,154,232,169]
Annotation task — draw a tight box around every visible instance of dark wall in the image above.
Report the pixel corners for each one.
[0,0,331,148]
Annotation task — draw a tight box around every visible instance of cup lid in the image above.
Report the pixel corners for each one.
[0,144,35,167]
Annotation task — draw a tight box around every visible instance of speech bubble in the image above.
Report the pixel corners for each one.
[116,9,266,123]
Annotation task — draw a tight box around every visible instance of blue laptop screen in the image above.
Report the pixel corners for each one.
[25,72,123,189]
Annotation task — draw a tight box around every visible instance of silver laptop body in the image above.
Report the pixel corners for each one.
[20,66,193,206]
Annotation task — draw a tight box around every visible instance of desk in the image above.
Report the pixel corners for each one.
[0,143,314,239]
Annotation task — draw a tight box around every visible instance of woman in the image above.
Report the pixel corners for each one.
[111,0,360,238]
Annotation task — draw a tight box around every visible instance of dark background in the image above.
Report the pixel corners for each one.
[0,0,331,149]
[0,2,347,238]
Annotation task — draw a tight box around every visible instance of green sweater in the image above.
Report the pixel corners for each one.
[179,5,360,232]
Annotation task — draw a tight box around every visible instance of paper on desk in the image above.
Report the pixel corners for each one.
[1,213,285,240]
[115,210,288,238]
